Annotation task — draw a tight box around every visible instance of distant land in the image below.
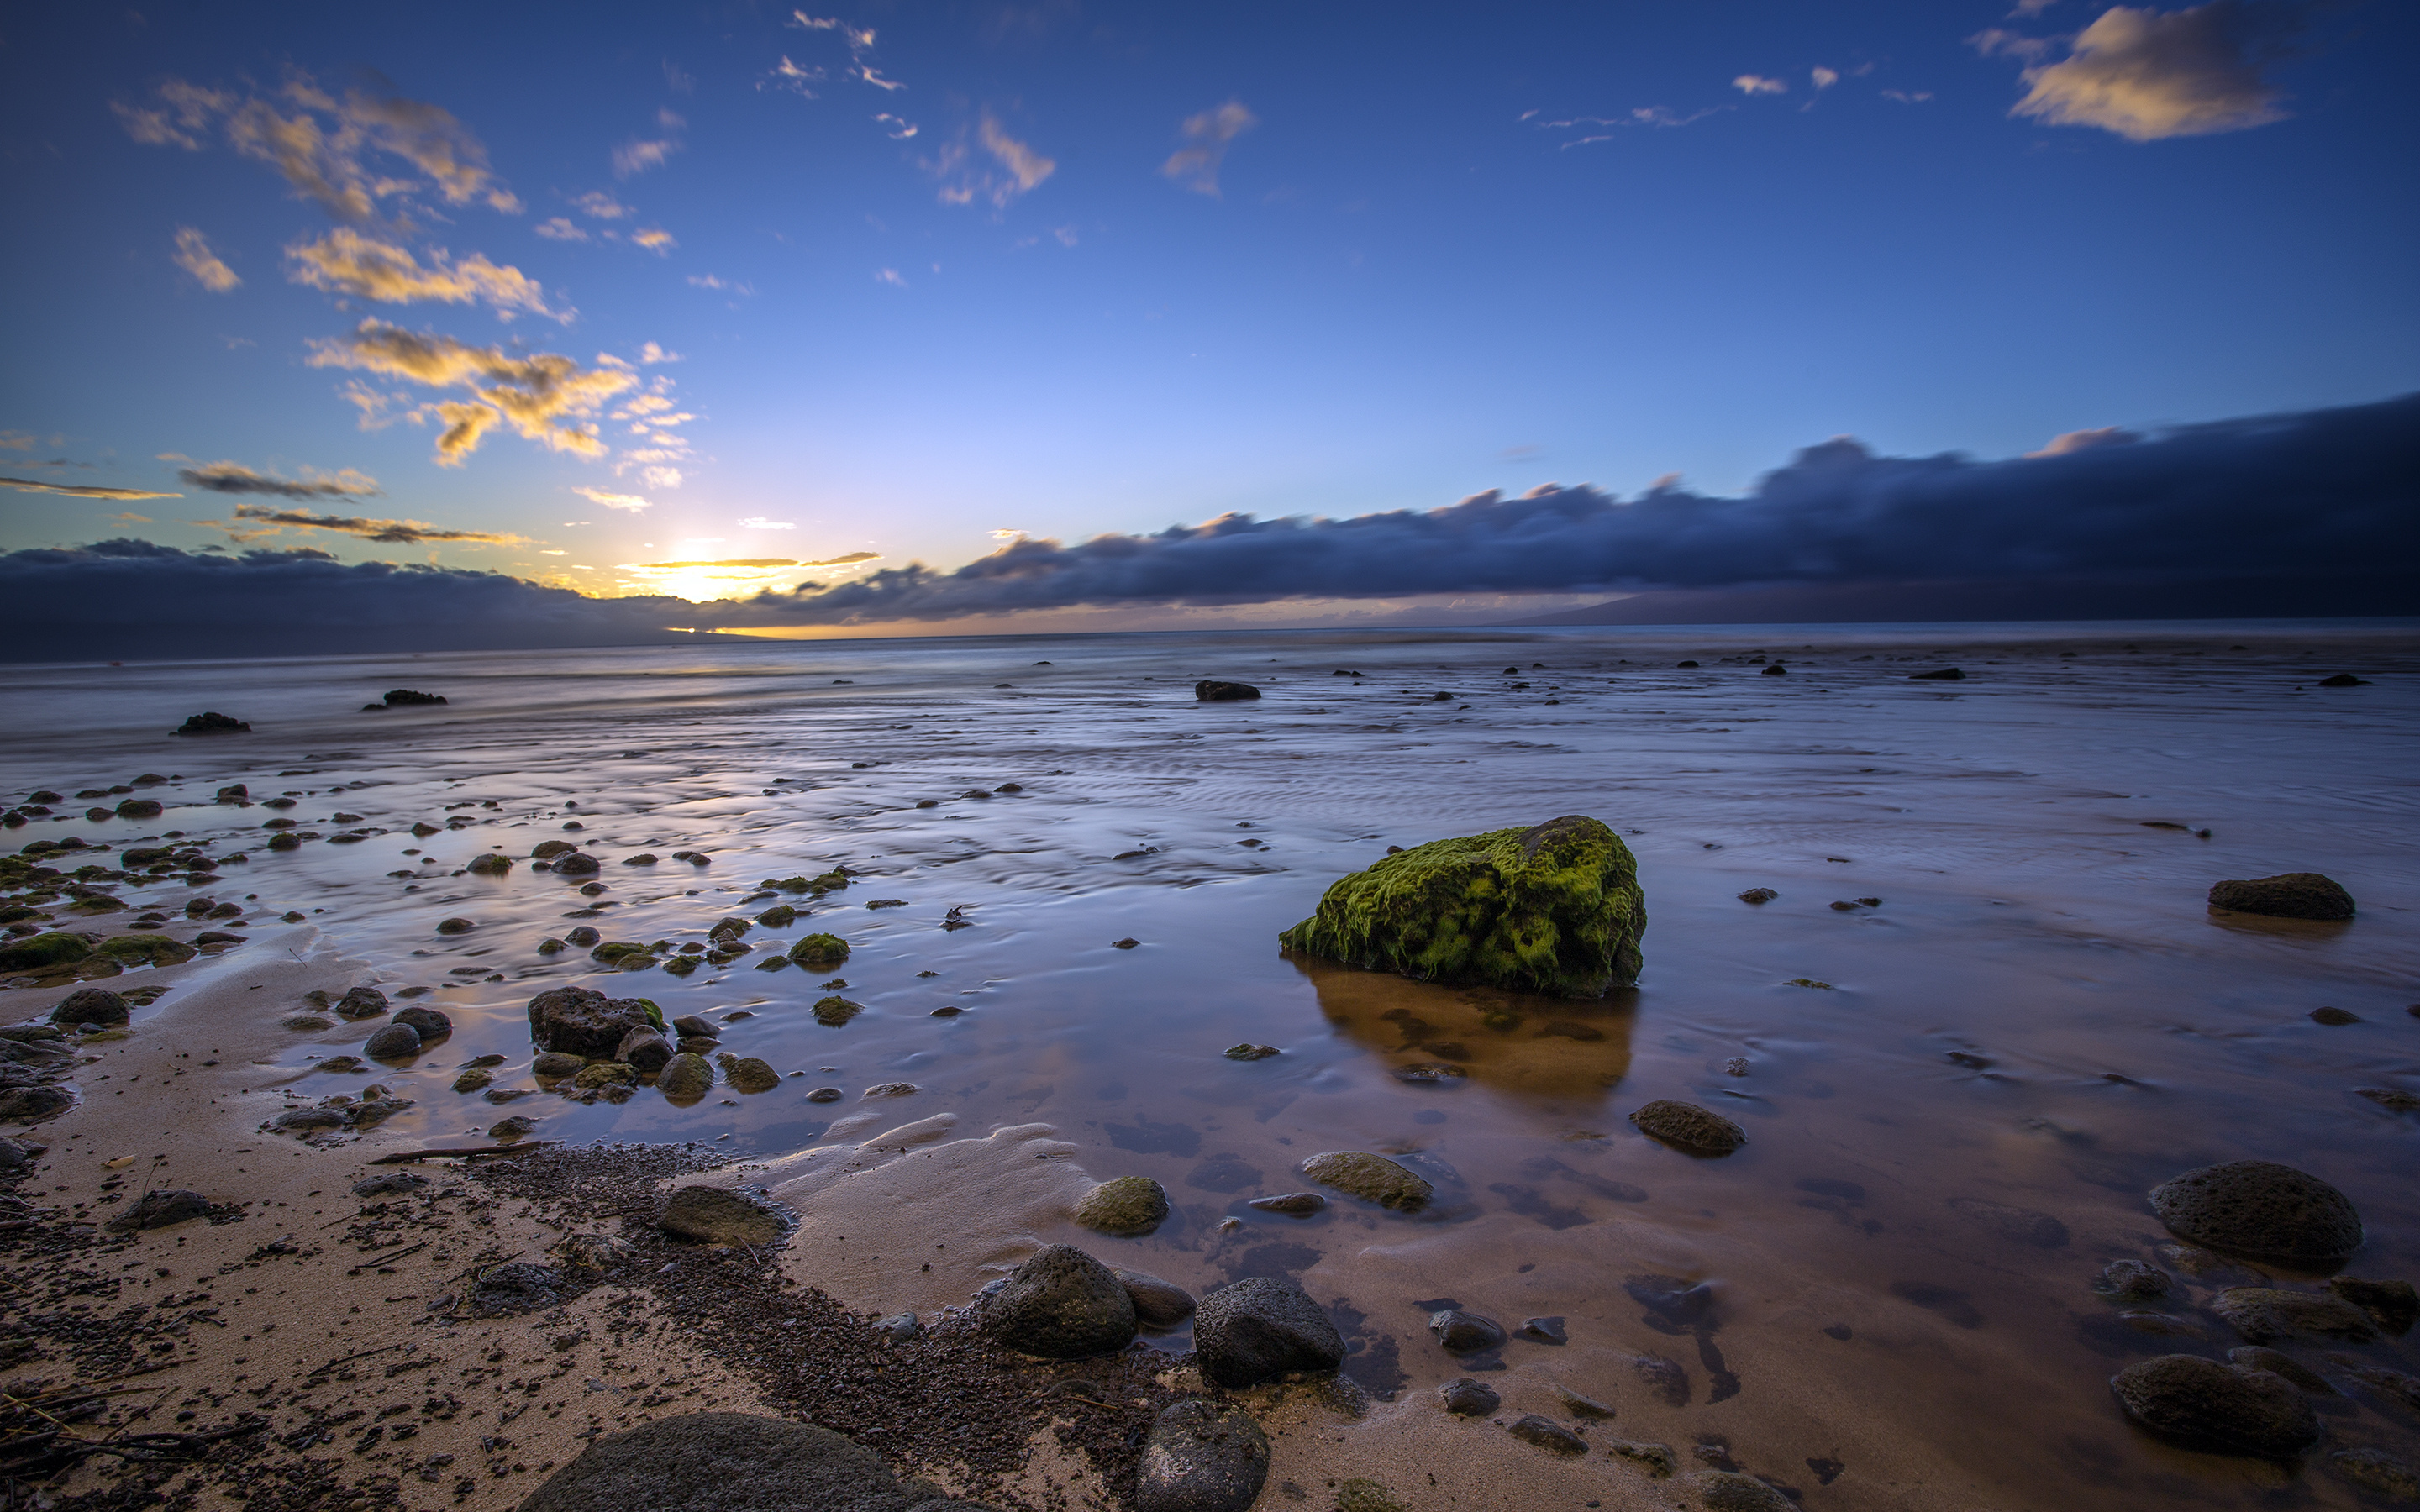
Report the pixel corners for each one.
[1509,573,2420,627]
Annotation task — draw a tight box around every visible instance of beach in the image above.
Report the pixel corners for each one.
[3,618,2416,1512]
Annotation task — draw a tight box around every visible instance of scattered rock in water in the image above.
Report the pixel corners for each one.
[1134,1399,1270,1512]
[2149,1159,2364,1263]
[862,1081,918,1099]
[1628,1099,1747,1155]
[2207,872,2356,921]
[657,1053,714,1099]
[1623,1275,1714,1323]
[2226,1347,2335,1394]
[659,1186,785,1246]
[2310,1006,2360,1025]
[2095,1259,2173,1300]
[1193,680,1261,701]
[1439,1378,1499,1415]
[489,1115,540,1139]
[334,986,389,1019]
[1684,1470,1794,1510]
[49,988,129,1027]
[1279,814,1644,997]
[1609,1440,1678,1478]
[95,934,195,968]
[281,1014,334,1032]
[1192,1275,1344,1387]
[173,711,250,735]
[435,916,476,936]
[617,1031,674,1074]
[1298,1150,1432,1211]
[554,852,602,877]
[1245,1191,1325,1216]
[452,1068,493,1094]
[468,1261,564,1316]
[1522,1315,1569,1345]
[790,933,850,968]
[352,1171,429,1198]
[1428,1308,1506,1353]
[721,1056,780,1094]
[527,985,660,1058]
[1947,1197,2069,1248]
[1114,1268,1197,1327]
[393,1005,450,1040]
[2315,672,2371,687]
[2329,1276,2417,1335]
[2110,1354,2322,1457]
[364,1023,422,1060]
[1075,1175,1171,1236]
[105,1189,214,1231]
[2355,1087,2420,1114]
[2212,1287,2381,1345]
[1737,887,1777,905]
[0,932,92,973]
[1907,668,1965,681]
[1632,1352,1690,1406]
[1223,1042,1279,1061]
[465,853,512,876]
[1506,1415,1586,1455]
[533,1052,585,1079]
[518,1410,1003,1512]
[379,688,448,706]
[805,1086,843,1104]
[981,1244,1138,1359]
[2326,1446,2420,1500]
[813,995,863,1027]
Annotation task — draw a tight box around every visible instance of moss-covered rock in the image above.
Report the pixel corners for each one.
[94,934,197,968]
[790,933,850,968]
[1278,815,1644,997]
[0,932,92,971]
[1299,1151,1433,1212]
[658,1053,714,1100]
[1075,1176,1171,1236]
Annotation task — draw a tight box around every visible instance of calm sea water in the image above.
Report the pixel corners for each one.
[5,618,2417,1510]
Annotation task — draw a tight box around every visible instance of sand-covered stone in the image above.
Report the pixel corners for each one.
[1279,814,1644,997]
[1628,1099,1747,1155]
[519,1411,1001,1512]
[2326,1447,2420,1500]
[1192,1276,1344,1387]
[2207,872,2355,921]
[1075,1175,1170,1236]
[1609,1440,1678,1478]
[1507,1415,1586,1455]
[2149,1160,2363,1263]
[1428,1308,1505,1353]
[660,1186,785,1246]
[1134,1399,1270,1512]
[1298,1151,1432,1211]
[981,1244,1136,1358]
[2109,1355,2321,1457]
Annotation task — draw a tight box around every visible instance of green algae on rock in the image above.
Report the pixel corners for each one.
[1298,1151,1433,1212]
[1278,814,1643,997]
[1075,1175,1171,1236]
[790,932,850,968]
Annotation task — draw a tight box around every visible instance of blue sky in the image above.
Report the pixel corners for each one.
[2,0,2413,625]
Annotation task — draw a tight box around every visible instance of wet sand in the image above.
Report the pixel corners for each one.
[4,619,2417,1510]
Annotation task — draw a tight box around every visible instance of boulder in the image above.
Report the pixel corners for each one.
[1134,1400,1270,1512]
[1075,1175,1170,1236]
[1297,1151,1432,1211]
[527,985,660,1058]
[518,1411,1005,1512]
[789,933,850,968]
[659,1186,786,1246]
[981,1245,1137,1359]
[1279,815,1644,997]
[723,1056,781,1094]
[1194,681,1261,701]
[173,712,250,735]
[2212,1287,2379,1345]
[1113,1268,1197,1327]
[365,1023,423,1060]
[2110,1355,2321,1457]
[1192,1275,1344,1387]
[2326,1447,2420,1501]
[1628,1099,1747,1155]
[2207,873,2355,921]
[2149,1160,2364,1263]
[49,988,129,1026]
[0,1086,76,1122]
[95,934,196,967]
[0,932,92,972]
[658,1053,714,1100]
[554,852,602,877]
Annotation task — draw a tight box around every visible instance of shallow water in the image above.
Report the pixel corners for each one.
[6,619,2417,1510]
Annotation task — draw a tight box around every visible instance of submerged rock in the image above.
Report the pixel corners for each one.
[981,1245,1137,1358]
[1075,1176,1171,1236]
[1192,1275,1344,1387]
[2095,1259,2173,1301]
[1114,1268,1198,1327]
[2110,1355,2321,1457]
[2212,1287,2380,1344]
[2326,1446,2420,1500]
[0,932,92,972]
[2149,1159,2364,1263]
[1279,814,1644,997]
[657,1053,714,1100]
[518,1411,1004,1512]
[173,711,250,735]
[790,933,850,968]
[1428,1309,1505,1353]
[393,1005,451,1039]
[364,1023,422,1060]
[1609,1440,1679,1478]
[1298,1150,1432,1211]
[2207,872,2356,921]
[1134,1399,1270,1512]
[1683,1471,1794,1511]
[722,1056,781,1094]
[1628,1099,1747,1155]
[334,986,389,1019]
[2329,1276,2418,1335]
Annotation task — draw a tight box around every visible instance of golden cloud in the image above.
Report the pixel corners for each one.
[308,322,636,464]
[287,228,562,320]
[0,477,184,501]
[172,227,241,291]
[226,503,526,543]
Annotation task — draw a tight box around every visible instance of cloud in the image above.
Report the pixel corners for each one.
[572,191,634,219]
[1733,75,1789,96]
[572,486,652,512]
[286,228,563,320]
[172,228,240,291]
[875,267,908,286]
[739,517,796,530]
[177,461,381,498]
[706,391,2418,624]
[2012,0,2064,14]
[1160,100,1257,197]
[0,477,183,501]
[308,321,638,464]
[631,228,677,255]
[639,465,684,490]
[535,217,588,241]
[613,139,679,177]
[1984,2,2298,140]
[1528,105,1724,144]
[801,551,880,565]
[2028,424,2143,456]
[1882,90,1936,103]
[876,113,918,139]
[118,74,519,222]
[639,342,680,365]
[1812,67,1841,89]
[223,503,523,543]
[930,116,1055,210]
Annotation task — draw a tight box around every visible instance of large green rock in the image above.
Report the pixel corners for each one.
[1279,815,1644,997]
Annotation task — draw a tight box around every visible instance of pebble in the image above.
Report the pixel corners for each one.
[1075,1175,1171,1236]
[1522,1315,1568,1345]
[1505,1415,1586,1455]
[1297,1150,1433,1211]
[1609,1440,1677,1478]
[1113,1267,1198,1327]
[1683,1470,1794,1511]
[2094,1259,2172,1300]
[1628,1100,1747,1155]
[1244,1192,1325,1215]
[1428,1308,1506,1353]
[1438,1378,1499,1415]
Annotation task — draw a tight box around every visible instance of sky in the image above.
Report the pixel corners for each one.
[2,0,2414,646]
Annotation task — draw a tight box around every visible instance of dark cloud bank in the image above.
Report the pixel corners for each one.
[4,392,2412,662]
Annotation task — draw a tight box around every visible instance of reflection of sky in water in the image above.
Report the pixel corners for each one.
[4,622,2417,1509]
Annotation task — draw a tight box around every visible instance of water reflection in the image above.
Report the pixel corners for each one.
[1289,952,1636,1100]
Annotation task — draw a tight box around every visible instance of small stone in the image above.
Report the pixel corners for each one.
[352,1171,429,1198]
[1114,1267,1198,1327]
[1297,1150,1432,1210]
[813,995,863,1027]
[1628,1099,1747,1155]
[106,1189,213,1231]
[658,1185,785,1245]
[364,1023,423,1060]
[334,986,389,1019]
[451,1068,494,1094]
[2212,1287,2380,1345]
[1522,1315,1568,1345]
[435,916,476,935]
[862,1081,918,1099]
[2095,1259,2172,1300]
[876,1313,920,1344]
[657,1053,713,1099]
[1631,1352,1690,1406]
[1222,1042,1279,1061]
[616,1031,674,1074]
[1737,888,1776,905]
[2109,1354,2322,1457]
[1439,1378,1499,1415]
[2311,1005,2360,1025]
[789,932,850,968]
[1330,1478,1404,1512]
[1193,680,1261,701]
[1076,1175,1171,1236]
[488,1115,540,1139]
[50,988,129,1027]
[393,1005,451,1040]
[1245,1191,1325,1215]
[572,1062,634,1089]
[723,1057,780,1094]
[1506,1415,1586,1455]
[1134,1399,1270,1512]
[805,1086,843,1103]
[1555,1385,1614,1418]
[2207,872,2355,921]
[533,1052,584,1079]
[1428,1308,1506,1353]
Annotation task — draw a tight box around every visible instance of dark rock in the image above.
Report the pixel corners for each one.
[658,1053,714,1099]
[806,1086,844,1103]
[1947,1197,2069,1247]
[1632,1352,1690,1406]
[1114,1268,1197,1327]
[2207,872,2356,921]
[981,1244,1137,1359]
[533,1052,585,1079]
[1439,1378,1499,1415]
[1555,1386,1614,1419]
[1134,1399,1270,1512]
[1428,1308,1506,1353]
[1683,1471,1794,1511]
[2226,1347,2335,1394]
[1907,668,1965,681]
[334,986,389,1019]
[518,1410,1002,1512]
[365,1023,423,1060]
[617,1031,674,1073]
[671,1014,717,1038]
[813,996,863,1027]
[113,798,164,819]
[1280,814,1644,997]
[269,1106,345,1131]
[435,916,476,936]
[1192,1275,1344,1387]
[1193,681,1261,701]
[2212,1286,2380,1344]
[106,1189,214,1231]
[723,1056,781,1094]
[2110,1354,2321,1457]
[352,1171,429,1198]
[1222,1042,1279,1061]
[0,1087,75,1122]
[1245,1192,1325,1215]
[526,985,660,1058]
[2329,1276,2418,1335]
[2149,1159,2364,1263]
[489,1115,540,1139]
[0,932,92,971]
[2310,1006,2360,1025]
[1623,1275,1714,1322]
[393,1005,451,1040]
[2326,1446,2420,1499]
[1609,1441,1678,1478]
[1506,1415,1586,1455]
[791,933,850,968]
[2095,1260,2173,1300]
[466,853,512,876]
[469,1261,564,1316]
[2315,673,2370,687]
[173,712,250,735]
[1298,1151,1433,1211]
[1628,1099,1747,1155]
[554,852,602,877]
[381,688,447,706]
[1760,664,1788,677]
[50,988,129,1026]
[660,1186,785,1245]
[0,1136,40,1168]
[1737,887,1777,904]
[1075,1175,1170,1236]
[1521,1315,1568,1345]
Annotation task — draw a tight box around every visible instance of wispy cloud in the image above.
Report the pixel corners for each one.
[739,517,796,530]
[535,217,587,241]
[573,486,652,512]
[224,502,523,543]
[929,115,1055,211]
[875,267,908,286]
[172,228,240,291]
[0,477,183,501]
[178,461,381,499]
[613,139,680,177]
[1160,101,1257,197]
[1733,75,1790,96]
[639,465,684,490]
[1812,66,1841,90]
[307,321,637,465]
[2028,424,2141,456]
[286,228,565,320]
[1980,2,2299,141]
[572,191,634,219]
[1523,104,1723,145]
[1881,89,1936,103]
[630,227,677,255]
